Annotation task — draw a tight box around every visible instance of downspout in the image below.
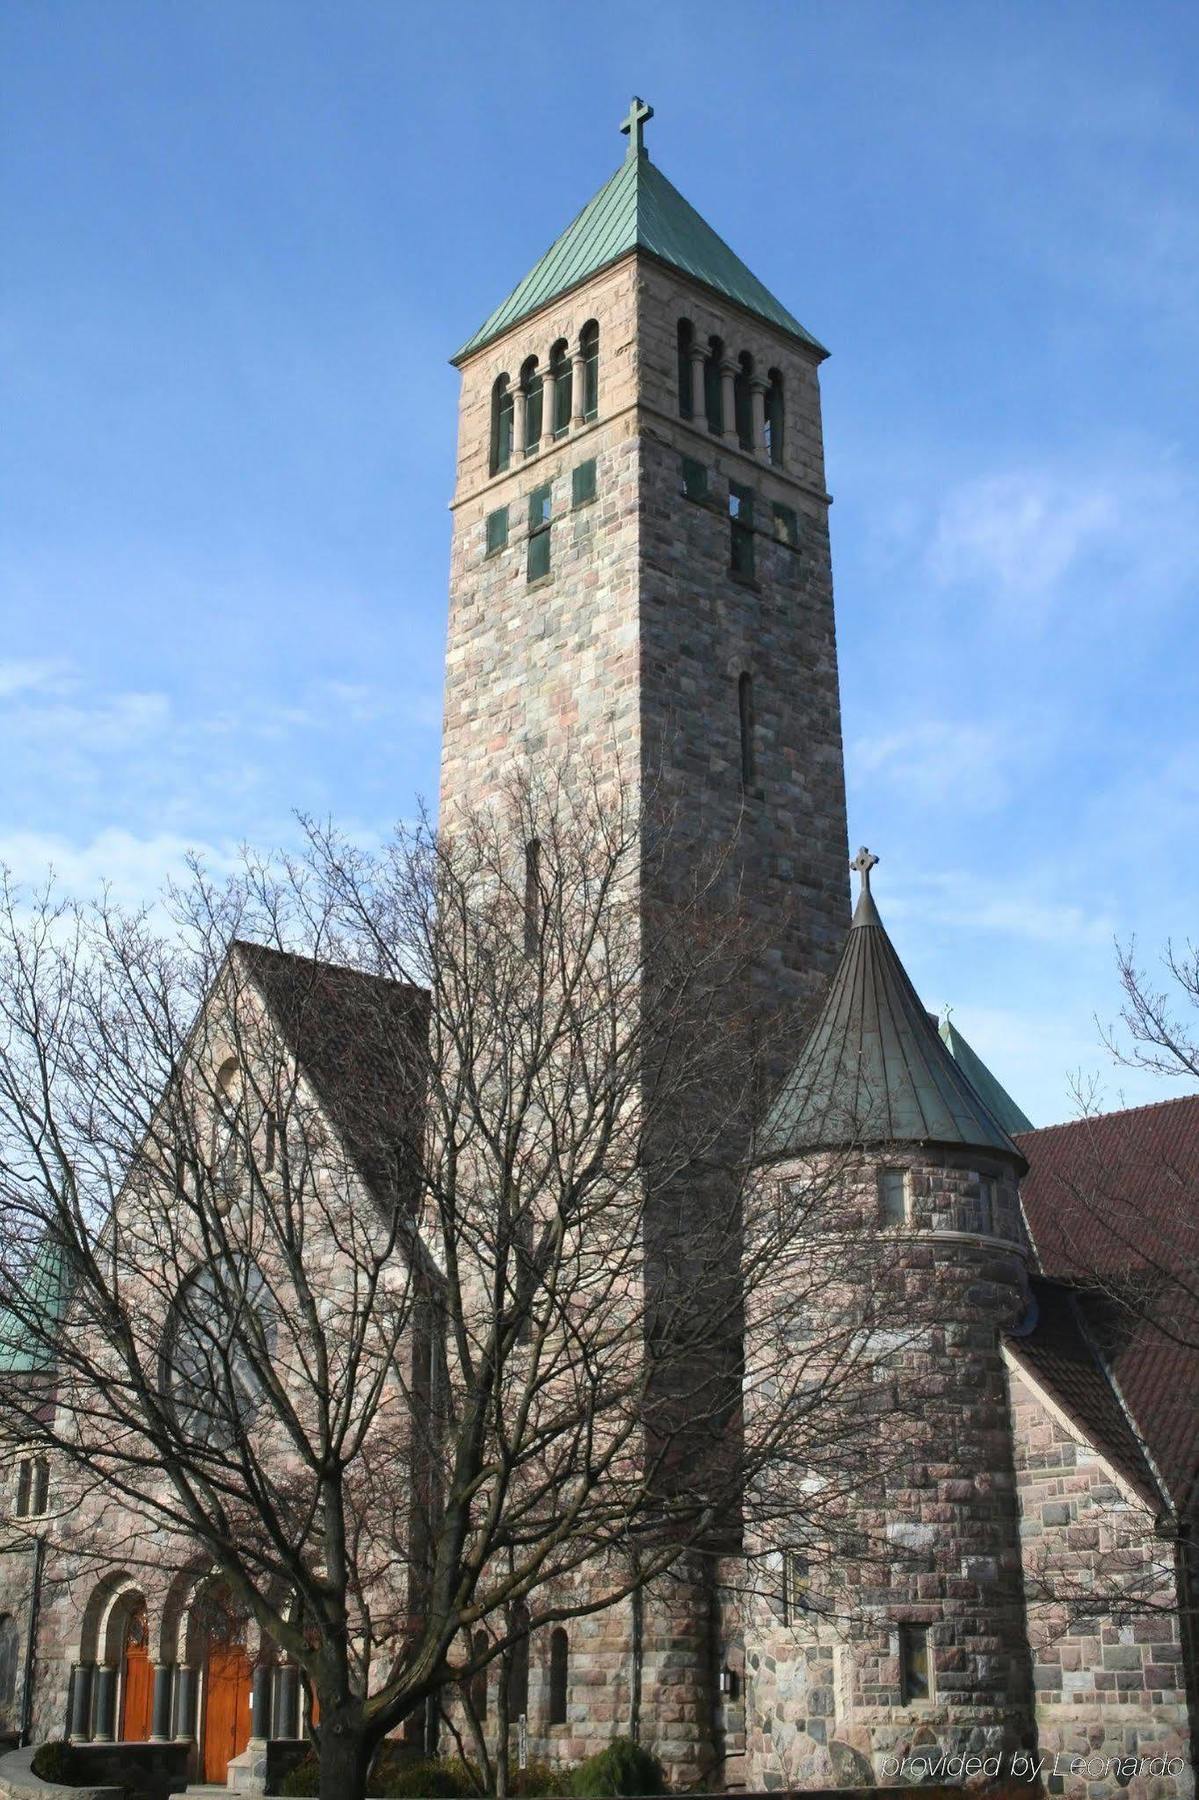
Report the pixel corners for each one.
[628,1552,643,1745]
[1175,1513,1199,1771]
[19,1534,46,1746]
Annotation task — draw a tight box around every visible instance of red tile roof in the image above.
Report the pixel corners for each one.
[1015,1094,1199,1517]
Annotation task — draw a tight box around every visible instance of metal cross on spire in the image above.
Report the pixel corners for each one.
[850,846,879,896]
[620,96,654,159]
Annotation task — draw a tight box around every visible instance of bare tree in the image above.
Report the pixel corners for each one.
[0,773,919,1800]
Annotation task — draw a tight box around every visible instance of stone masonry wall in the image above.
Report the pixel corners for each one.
[742,1147,1036,1788]
[1005,1359,1193,1800]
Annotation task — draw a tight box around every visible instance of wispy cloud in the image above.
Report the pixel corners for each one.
[885,867,1114,950]
[850,719,1012,812]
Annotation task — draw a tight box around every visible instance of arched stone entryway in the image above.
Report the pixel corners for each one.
[187,1583,253,1785]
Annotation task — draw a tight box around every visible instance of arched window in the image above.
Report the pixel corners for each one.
[676,320,694,418]
[550,340,571,438]
[766,370,784,466]
[469,1629,488,1719]
[523,840,541,957]
[490,375,514,475]
[15,1453,49,1519]
[507,1603,530,1718]
[704,337,724,435]
[738,673,755,790]
[548,1627,569,1725]
[163,1259,271,1446]
[520,356,542,453]
[580,321,599,420]
[734,352,754,450]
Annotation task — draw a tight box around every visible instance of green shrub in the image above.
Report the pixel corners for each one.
[374,1755,477,1798]
[570,1740,665,1797]
[278,1751,320,1797]
[515,1760,576,1797]
[32,1741,78,1784]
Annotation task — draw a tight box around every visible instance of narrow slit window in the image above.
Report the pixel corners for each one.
[978,1176,995,1235]
[572,459,596,507]
[677,320,694,418]
[580,321,599,420]
[782,1551,809,1625]
[521,356,542,452]
[263,1111,277,1174]
[879,1168,907,1226]
[490,375,514,476]
[899,1624,930,1703]
[772,502,799,548]
[681,456,708,503]
[527,484,552,583]
[486,506,509,556]
[548,1627,569,1725]
[550,341,572,438]
[738,673,755,790]
[523,839,541,956]
[729,482,755,578]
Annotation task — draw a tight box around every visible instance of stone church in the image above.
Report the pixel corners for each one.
[1,100,1196,1799]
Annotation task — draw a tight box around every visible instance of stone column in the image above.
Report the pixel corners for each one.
[68,1662,95,1742]
[512,382,527,460]
[150,1664,174,1742]
[689,346,706,424]
[541,368,557,444]
[172,1663,196,1740]
[571,350,587,426]
[92,1664,117,1742]
[719,360,737,441]
[250,1662,273,1741]
[749,379,768,457]
[274,1662,301,1740]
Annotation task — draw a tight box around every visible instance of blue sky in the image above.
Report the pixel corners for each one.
[3,0,1198,1126]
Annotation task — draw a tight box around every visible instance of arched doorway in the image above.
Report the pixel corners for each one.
[119,1600,153,1742]
[196,1588,252,1783]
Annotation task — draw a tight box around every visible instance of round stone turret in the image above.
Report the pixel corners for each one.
[742,851,1036,1786]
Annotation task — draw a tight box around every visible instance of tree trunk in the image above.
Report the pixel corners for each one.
[318,1709,374,1800]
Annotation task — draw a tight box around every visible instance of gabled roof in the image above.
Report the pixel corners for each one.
[235,941,430,1215]
[1017,1094,1199,1515]
[1004,1277,1163,1510]
[763,876,1026,1167]
[940,1017,1034,1136]
[453,148,825,363]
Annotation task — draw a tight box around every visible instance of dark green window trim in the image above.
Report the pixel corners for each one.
[485,506,509,555]
[772,502,799,548]
[527,483,552,583]
[572,459,597,508]
[581,322,599,420]
[681,456,708,503]
[729,482,755,579]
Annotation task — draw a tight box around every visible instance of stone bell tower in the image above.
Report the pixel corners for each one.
[439,101,853,1783]
[441,97,850,1025]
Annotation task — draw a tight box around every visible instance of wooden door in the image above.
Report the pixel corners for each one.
[203,1644,252,1783]
[120,1603,153,1743]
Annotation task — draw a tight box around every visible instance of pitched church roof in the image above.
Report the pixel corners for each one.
[1016,1095,1199,1515]
[763,852,1026,1167]
[454,99,825,363]
[939,1016,1034,1136]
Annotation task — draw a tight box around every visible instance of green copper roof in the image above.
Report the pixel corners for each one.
[0,1238,68,1376]
[453,148,825,363]
[763,865,1027,1169]
[939,1017,1034,1136]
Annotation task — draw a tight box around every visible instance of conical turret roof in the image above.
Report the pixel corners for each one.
[453,103,825,363]
[763,852,1027,1170]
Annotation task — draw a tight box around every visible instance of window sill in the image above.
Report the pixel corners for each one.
[729,570,760,591]
[526,573,554,591]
